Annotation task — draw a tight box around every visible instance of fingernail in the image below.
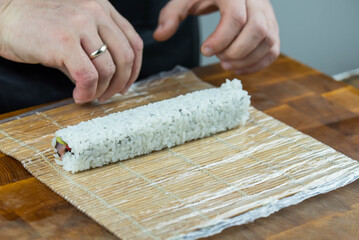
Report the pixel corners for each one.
[221,62,232,70]
[202,46,213,56]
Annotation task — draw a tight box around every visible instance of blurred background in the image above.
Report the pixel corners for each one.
[199,0,359,80]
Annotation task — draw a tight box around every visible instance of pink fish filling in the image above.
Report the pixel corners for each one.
[55,142,71,158]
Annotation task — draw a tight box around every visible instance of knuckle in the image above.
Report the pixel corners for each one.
[82,1,105,15]
[133,36,144,52]
[265,33,276,48]
[102,63,116,79]
[253,20,268,40]
[122,50,135,65]
[230,10,247,26]
[71,12,89,27]
[55,30,74,45]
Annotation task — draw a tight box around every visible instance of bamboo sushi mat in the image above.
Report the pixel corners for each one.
[1,68,359,240]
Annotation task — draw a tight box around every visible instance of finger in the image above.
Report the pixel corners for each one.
[217,14,269,61]
[153,0,189,42]
[63,45,98,104]
[110,8,143,93]
[97,21,135,102]
[201,0,246,56]
[234,44,280,74]
[220,35,274,70]
[81,33,115,101]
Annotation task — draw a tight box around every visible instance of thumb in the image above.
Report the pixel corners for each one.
[153,0,189,42]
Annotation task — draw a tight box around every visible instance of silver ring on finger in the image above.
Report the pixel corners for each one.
[89,44,107,59]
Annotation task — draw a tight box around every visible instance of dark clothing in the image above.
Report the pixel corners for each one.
[0,0,199,113]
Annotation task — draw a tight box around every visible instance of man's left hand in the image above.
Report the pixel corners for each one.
[153,0,280,74]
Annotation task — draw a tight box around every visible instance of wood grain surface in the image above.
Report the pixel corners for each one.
[1,55,359,239]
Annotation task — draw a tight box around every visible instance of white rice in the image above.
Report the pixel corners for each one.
[53,79,251,173]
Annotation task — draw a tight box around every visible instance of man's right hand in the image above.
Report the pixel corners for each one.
[0,0,143,103]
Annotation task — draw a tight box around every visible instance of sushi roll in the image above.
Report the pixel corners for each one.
[53,79,251,173]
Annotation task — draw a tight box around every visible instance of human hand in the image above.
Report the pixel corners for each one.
[153,0,280,74]
[0,0,143,103]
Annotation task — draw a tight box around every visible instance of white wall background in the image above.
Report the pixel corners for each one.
[199,0,359,76]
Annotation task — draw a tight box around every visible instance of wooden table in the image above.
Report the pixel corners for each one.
[1,55,359,239]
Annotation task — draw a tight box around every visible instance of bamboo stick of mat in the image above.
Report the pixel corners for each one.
[0,70,359,240]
